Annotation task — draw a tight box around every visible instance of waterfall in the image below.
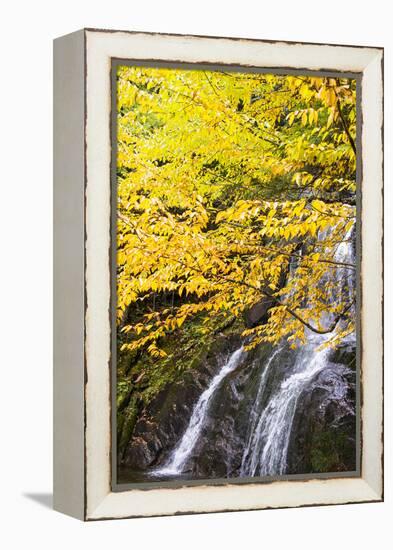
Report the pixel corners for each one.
[240,226,355,477]
[240,344,283,474]
[154,347,245,476]
[240,335,330,476]
[148,224,355,480]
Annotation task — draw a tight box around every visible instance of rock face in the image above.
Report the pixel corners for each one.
[244,297,276,328]
[287,342,357,474]
[120,332,357,480]
[122,333,243,471]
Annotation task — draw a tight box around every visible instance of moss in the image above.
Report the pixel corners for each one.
[310,430,354,473]
[118,395,140,459]
[116,311,246,446]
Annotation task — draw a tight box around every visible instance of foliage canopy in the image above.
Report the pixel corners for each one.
[116,66,356,358]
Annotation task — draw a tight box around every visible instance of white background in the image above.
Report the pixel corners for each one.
[1,1,391,548]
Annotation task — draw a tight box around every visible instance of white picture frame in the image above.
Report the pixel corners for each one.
[53,28,383,521]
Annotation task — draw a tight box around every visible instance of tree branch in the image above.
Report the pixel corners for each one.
[118,211,354,336]
[333,81,356,155]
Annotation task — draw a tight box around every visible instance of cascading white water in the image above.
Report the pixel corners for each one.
[154,347,245,476]
[151,224,355,479]
[240,345,283,474]
[240,226,355,477]
[240,336,330,476]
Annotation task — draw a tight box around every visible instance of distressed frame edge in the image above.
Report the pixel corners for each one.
[358,49,384,500]
[53,29,86,520]
[84,26,384,52]
[81,29,383,521]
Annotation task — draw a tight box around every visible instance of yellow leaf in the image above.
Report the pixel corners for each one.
[177,316,186,328]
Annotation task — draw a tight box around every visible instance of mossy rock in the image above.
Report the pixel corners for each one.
[310,429,356,472]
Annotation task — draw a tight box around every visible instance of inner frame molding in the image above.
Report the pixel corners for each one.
[54,28,383,521]
[110,59,363,491]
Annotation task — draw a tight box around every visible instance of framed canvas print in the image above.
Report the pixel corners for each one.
[53,28,384,520]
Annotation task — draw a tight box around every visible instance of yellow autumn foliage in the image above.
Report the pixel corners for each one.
[116,66,356,356]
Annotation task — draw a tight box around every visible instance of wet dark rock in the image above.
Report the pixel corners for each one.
[244,297,276,328]
[121,331,357,479]
[329,342,356,369]
[121,333,243,470]
[286,361,356,474]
